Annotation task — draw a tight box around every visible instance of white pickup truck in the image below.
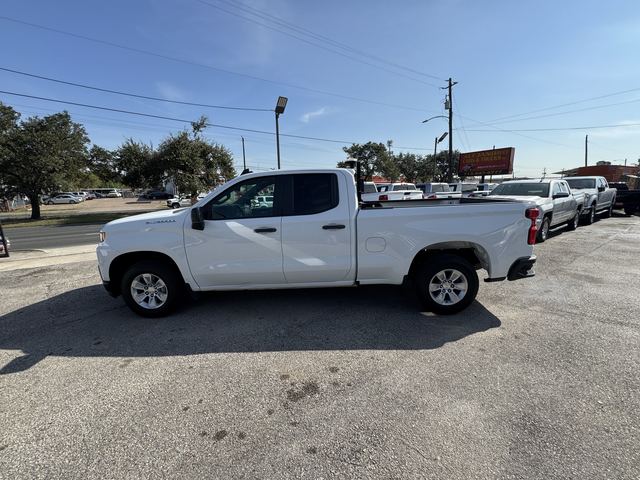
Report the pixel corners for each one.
[361,183,424,202]
[97,169,539,317]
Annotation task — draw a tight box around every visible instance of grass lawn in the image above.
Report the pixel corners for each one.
[2,211,158,228]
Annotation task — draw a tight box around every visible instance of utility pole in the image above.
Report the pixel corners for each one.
[434,136,438,180]
[442,78,458,183]
[584,134,588,167]
[241,136,247,171]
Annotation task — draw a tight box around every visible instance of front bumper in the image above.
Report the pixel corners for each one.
[102,280,118,297]
[507,255,537,281]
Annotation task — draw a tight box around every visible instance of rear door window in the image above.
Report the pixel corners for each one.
[291,173,339,216]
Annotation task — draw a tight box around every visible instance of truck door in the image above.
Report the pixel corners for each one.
[185,175,286,287]
[280,173,353,283]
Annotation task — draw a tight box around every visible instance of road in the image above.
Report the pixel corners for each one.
[0,214,639,479]
[4,224,100,250]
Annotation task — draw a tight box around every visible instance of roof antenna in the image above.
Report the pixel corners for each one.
[541,168,547,180]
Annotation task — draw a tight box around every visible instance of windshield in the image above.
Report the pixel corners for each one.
[490,183,550,197]
[432,184,450,193]
[566,178,596,189]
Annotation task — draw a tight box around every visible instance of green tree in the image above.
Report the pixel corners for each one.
[0,107,89,219]
[88,145,121,186]
[155,119,235,197]
[340,141,391,180]
[396,152,422,183]
[115,139,157,189]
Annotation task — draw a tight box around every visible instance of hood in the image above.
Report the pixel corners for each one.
[104,208,189,229]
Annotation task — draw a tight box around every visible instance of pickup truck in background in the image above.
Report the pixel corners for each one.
[97,169,539,317]
[489,179,583,242]
[609,182,640,215]
[361,182,423,201]
[416,182,461,200]
[449,182,478,198]
[564,176,616,224]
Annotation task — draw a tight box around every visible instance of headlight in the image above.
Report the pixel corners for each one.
[99,231,106,242]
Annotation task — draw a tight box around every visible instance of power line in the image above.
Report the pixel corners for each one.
[488,86,640,123]
[0,89,430,150]
[213,0,445,82]
[462,122,640,132]
[0,15,437,114]
[482,96,640,126]
[0,66,272,111]
[195,0,442,87]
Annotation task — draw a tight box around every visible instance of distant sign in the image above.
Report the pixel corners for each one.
[458,147,515,176]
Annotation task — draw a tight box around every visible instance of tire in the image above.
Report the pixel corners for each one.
[537,216,551,243]
[604,202,614,218]
[585,204,596,225]
[46,200,53,205]
[121,260,182,317]
[567,211,579,231]
[625,205,637,216]
[171,203,180,209]
[413,254,479,315]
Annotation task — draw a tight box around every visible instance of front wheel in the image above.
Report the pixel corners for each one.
[171,203,180,209]
[585,204,596,224]
[537,217,551,243]
[121,261,182,317]
[413,254,479,315]
[46,200,53,205]
[567,211,579,231]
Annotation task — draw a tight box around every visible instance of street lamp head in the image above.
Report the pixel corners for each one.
[275,96,288,114]
[438,132,448,143]
[421,115,448,124]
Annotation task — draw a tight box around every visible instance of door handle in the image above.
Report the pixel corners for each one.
[322,224,346,230]
[254,227,277,233]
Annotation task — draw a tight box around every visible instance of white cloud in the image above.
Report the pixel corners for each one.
[300,107,328,123]
[155,82,187,101]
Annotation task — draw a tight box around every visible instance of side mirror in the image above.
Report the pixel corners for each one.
[552,192,570,199]
[598,186,605,192]
[191,207,205,230]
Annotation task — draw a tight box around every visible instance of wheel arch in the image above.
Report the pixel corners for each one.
[108,251,185,296]
[408,241,489,278]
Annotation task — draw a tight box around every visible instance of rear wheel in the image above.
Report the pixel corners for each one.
[537,217,551,243]
[121,261,182,317]
[567,211,579,231]
[604,202,614,218]
[413,254,479,315]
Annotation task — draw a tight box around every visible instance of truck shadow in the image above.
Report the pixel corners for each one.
[0,285,501,375]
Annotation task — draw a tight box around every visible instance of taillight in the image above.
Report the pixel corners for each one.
[379,194,388,201]
[426,194,437,200]
[525,208,540,245]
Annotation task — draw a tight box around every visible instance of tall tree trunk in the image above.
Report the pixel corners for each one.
[28,194,41,220]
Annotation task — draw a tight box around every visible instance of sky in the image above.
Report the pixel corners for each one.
[1,0,639,177]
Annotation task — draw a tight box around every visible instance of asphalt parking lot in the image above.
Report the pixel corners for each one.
[1,214,639,479]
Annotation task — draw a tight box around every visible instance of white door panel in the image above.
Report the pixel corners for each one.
[186,218,284,286]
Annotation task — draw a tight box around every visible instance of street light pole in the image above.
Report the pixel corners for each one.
[241,136,246,171]
[274,96,288,170]
[443,78,457,183]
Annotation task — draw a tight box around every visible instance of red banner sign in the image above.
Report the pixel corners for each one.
[458,147,515,175]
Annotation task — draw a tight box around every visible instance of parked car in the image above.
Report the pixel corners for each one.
[564,176,616,224]
[68,192,88,201]
[97,169,539,317]
[106,190,122,198]
[144,190,173,200]
[363,182,378,194]
[449,182,478,198]
[82,191,96,200]
[45,194,83,205]
[166,197,192,209]
[608,182,640,215]
[0,233,9,256]
[489,179,584,242]
[362,182,423,201]
[416,182,461,200]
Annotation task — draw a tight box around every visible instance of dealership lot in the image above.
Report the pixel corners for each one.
[0,215,639,479]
